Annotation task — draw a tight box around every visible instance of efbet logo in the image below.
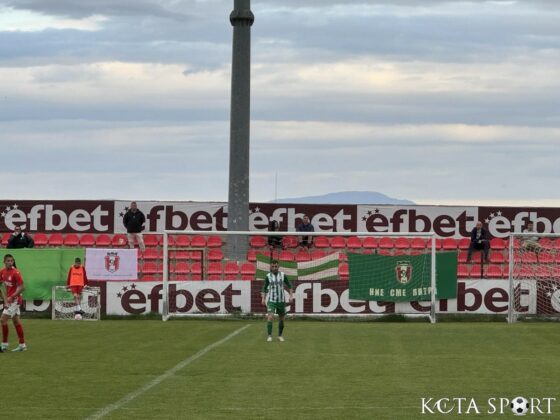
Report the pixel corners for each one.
[420,397,556,415]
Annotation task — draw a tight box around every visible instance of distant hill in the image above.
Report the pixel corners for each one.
[270,191,414,205]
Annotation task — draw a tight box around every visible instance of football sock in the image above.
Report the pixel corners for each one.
[267,321,272,336]
[1,324,8,342]
[279,320,284,336]
[15,324,25,344]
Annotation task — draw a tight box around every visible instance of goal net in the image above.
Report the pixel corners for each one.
[52,286,101,321]
[161,231,439,322]
[508,233,560,322]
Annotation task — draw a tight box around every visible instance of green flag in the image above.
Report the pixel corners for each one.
[256,252,340,281]
[0,248,85,300]
[348,251,457,302]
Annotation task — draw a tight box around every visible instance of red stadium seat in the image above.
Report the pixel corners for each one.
[347,236,362,249]
[490,238,506,250]
[442,238,458,250]
[174,250,190,260]
[514,266,534,278]
[208,249,224,261]
[95,234,112,247]
[224,262,239,280]
[112,234,128,247]
[279,250,294,262]
[191,262,202,280]
[410,238,426,250]
[63,234,80,246]
[141,262,158,274]
[521,252,538,264]
[79,234,95,247]
[539,238,553,249]
[552,267,560,279]
[469,265,482,278]
[189,250,204,261]
[539,252,554,263]
[311,250,326,260]
[143,249,162,260]
[330,237,346,249]
[207,235,223,248]
[378,237,393,249]
[338,252,348,261]
[489,252,505,264]
[457,265,469,278]
[535,266,551,278]
[240,262,256,280]
[458,251,468,264]
[174,235,190,247]
[378,249,392,256]
[283,236,298,249]
[394,237,409,249]
[339,263,349,280]
[1,233,11,246]
[486,265,503,278]
[207,262,223,280]
[143,234,160,247]
[314,237,329,248]
[48,233,64,246]
[190,235,206,247]
[458,238,471,250]
[362,237,377,249]
[250,236,267,248]
[247,249,257,262]
[174,262,190,274]
[295,250,311,262]
[140,275,159,282]
[165,235,176,247]
[33,233,48,247]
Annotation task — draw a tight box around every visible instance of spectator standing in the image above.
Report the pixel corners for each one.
[123,201,146,252]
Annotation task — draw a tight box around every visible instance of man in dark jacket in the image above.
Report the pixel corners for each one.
[467,221,490,262]
[123,201,146,252]
[297,215,314,248]
[7,226,34,249]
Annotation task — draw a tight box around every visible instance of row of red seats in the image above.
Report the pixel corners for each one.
[250,236,560,251]
[458,264,560,279]
[140,261,257,281]
[0,233,222,248]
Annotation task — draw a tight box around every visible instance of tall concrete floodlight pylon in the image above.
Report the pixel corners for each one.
[227,0,254,259]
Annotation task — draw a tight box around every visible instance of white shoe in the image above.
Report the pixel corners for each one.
[267,336,272,342]
[0,343,8,351]
[278,336,284,342]
[12,344,27,352]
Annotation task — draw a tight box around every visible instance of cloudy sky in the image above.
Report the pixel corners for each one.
[0,0,559,205]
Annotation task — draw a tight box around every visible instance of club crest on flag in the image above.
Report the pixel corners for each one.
[105,252,120,273]
[395,261,412,284]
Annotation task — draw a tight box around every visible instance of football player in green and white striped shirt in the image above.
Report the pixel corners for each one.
[261,260,293,342]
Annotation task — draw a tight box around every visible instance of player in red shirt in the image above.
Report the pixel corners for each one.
[0,254,27,352]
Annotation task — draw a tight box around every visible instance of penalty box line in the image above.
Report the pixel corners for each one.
[86,324,251,420]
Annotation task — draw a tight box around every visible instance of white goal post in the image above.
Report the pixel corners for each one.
[161,230,438,323]
[508,232,560,323]
[52,286,101,321]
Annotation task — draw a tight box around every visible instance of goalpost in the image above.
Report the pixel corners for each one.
[52,286,101,321]
[161,230,439,323]
[508,233,560,323]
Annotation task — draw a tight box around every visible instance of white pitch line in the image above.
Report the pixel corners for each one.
[86,324,251,420]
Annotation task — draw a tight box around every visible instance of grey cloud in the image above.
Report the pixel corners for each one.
[3,0,192,19]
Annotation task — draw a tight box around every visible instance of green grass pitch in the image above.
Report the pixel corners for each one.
[2,319,559,419]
